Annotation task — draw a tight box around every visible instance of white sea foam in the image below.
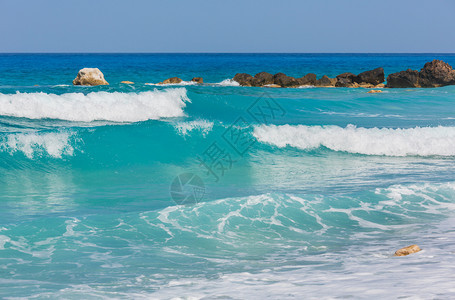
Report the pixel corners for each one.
[254,124,455,156]
[173,119,214,136]
[0,89,189,122]
[214,79,240,86]
[0,131,76,158]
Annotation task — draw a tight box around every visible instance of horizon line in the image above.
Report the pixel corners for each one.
[1,52,455,55]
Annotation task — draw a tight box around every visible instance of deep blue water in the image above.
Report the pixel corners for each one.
[1,54,455,299]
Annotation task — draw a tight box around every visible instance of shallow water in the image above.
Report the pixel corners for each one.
[1,54,455,299]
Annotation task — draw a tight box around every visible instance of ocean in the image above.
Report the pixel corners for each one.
[1,53,455,299]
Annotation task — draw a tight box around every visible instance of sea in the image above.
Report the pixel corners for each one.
[1,53,455,299]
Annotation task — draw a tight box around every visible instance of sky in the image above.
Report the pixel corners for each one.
[0,0,454,53]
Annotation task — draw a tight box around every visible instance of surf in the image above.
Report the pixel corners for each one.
[254,124,455,156]
[0,89,190,122]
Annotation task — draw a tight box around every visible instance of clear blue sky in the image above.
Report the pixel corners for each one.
[1,0,454,53]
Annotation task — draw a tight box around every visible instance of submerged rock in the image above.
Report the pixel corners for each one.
[158,77,183,85]
[121,81,134,84]
[367,90,382,93]
[233,73,254,86]
[273,73,300,87]
[315,75,337,87]
[386,69,420,88]
[73,68,109,86]
[191,77,203,84]
[394,244,421,256]
[252,72,274,86]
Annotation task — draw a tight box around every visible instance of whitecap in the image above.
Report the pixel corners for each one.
[254,124,455,156]
[0,89,190,122]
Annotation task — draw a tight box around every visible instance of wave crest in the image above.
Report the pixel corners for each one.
[254,124,455,156]
[0,131,76,158]
[0,89,189,122]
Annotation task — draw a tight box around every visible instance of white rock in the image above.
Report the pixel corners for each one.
[73,68,109,86]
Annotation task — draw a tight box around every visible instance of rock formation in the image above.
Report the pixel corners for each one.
[419,60,455,87]
[394,244,421,256]
[298,73,317,86]
[230,60,455,89]
[73,68,109,86]
[387,60,455,88]
[253,72,274,86]
[192,77,203,84]
[386,69,420,88]
[158,77,183,85]
[121,81,134,84]
[315,75,337,87]
[336,73,358,87]
[233,73,254,86]
[356,67,385,85]
[273,73,300,87]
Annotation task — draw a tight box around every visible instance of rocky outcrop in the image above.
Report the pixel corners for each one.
[192,77,203,84]
[121,81,134,84]
[356,67,385,85]
[273,73,300,87]
[336,72,358,87]
[394,244,421,256]
[315,75,337,87]
[73,68,109,86]
[230,60,455,89]
[298,73,317,86]
[386,69,421,88]
[387,60,455,88]
[253,72,274,86]
[233,73,254,86]
[158,77,183,85]
[419,60,455,87]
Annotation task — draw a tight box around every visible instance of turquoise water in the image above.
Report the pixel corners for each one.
[1,54,455,299]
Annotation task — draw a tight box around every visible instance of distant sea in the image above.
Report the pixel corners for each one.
[1,54,455,299]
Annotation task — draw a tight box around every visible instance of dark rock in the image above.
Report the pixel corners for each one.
[315,75,337,87]
[419,60,455,87]
[356,67,385,85]
[386,69,420,88]
[297,73,317,86]
[335,72,358,87]
[273,73,300,87]
[252,72,274,86]
[191,77,203,84]
[233,73,254,86]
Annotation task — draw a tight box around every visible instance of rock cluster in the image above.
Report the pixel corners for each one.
[232,68,385,88]
[73,68,109,86]
[387,60,455,88]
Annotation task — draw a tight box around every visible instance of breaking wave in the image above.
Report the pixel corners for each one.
[254,124,455,156]
[0,131,77,158]
[0,89,190,122]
